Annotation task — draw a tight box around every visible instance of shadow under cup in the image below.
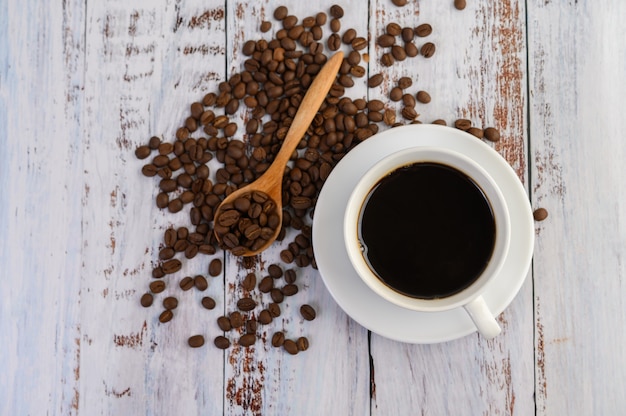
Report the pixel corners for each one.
[344,147,511,322]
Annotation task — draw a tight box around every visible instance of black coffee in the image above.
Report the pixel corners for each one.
[358,162,495,299]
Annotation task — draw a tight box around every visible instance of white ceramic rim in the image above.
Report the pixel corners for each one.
[343,147,511,312]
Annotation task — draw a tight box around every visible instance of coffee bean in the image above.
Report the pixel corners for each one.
[390,87,403,102]
[330,5,344,18]
[159,309,173,323]
[258,276,274,293]
[342,28,356,44]
[415,23,433,37]
[268,302,281,318]
[237,297,257,312]
[380,53,394,67]
[384,22,400,36]
[163,296,178,310]
[392,0,408,5]
[282,284,299,296]
[270,288,284,303]
[135,145,151,159]
[149,280,166,294]
[194,275,209,291]
[383,109,396,126]
[260,21,271,32]
[283,339,299,355]
[271,331,285,347]
[201,296,216,310]
[180,276,194,291]
[377,34,395,48]
[484,127,501,142]
[140,293,153,307]
[280,249,295,263]
[258,309,272,325]
[454,118,472,131]
[267,264,283,278]
[230,311,244,328]
[239,334,256,347]
[368,73,383,88]
[214,336,231,349]
[421,42,436,58]
[273,6,288,20]
[404,41,419,57]
[300,304,316,321]
[217,316,232,331]
[454,0,467,10]
[284,269,297,284]
[401,106,418,120]
[416,90,431,104]
[533,208,549,221]
[152,267,165,279]
[351,37,367,51]
[330,18,341,33]
[432,119,447,126]
[208,258,222,276]
[467,127,484,139]
[188,335,205,348]
[296,336,309,351]
[242,272,256,291]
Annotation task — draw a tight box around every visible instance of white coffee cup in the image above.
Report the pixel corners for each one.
[344,146,511,339]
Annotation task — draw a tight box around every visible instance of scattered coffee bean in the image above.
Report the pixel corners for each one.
[282,284,299,296]
[467,127,484,139]
[421,42,436,58]
[330,4,344,18]
[533,208,549,221]
[149,280,166,294]
[386,22,402,36]
[246,319,257,334]
[163,296,178,310]
[270,288,285,303]
[283,339,299,355]
[271,331,285,347]
[392,0,408,6]
[159,309,173,323]
[268,264,283,278]
[484,127,501,142]
[188,335,205,348]
[230,311,244,328]
[201,296,216,310]
[432,119,447,126]
[258,309,273,325]
[296,336,310,351]
[416,90,431,104]
[194,275,209,291]
[135,145,151,159]
[242,272,256,291]
[368,73,383,88]
[140,293,154,307]
[258,276,274,293]
[162,259,182,275]
[454,118,472,131]
[237,297,257,311]
[239,333,257,347]
[208,258,222,276]
[273,5,288,20]
[179,276,194,291]
[260,21,272,32]
[300,304,317,321]
[214,336,231,349]
[454,0,467,11]
[415,23,433,37]
[268,302,281,317]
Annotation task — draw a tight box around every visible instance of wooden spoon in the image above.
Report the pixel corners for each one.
[213,51,344,256]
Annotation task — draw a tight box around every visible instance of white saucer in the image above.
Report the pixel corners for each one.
[312,124,534,343]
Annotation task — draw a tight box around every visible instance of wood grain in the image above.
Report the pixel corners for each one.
[528,0,626,414]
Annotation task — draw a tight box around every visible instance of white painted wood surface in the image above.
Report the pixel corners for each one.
[1,0,625,415]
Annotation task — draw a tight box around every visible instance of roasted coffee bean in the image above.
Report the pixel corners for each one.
[267,264,283,278]
[454,0,467,10]
[280,249,295,263]
[159,309,173,323]
[258,276,274,293]
[271,331,285,347]
[142,164,158,177]
[163,296,178,310]
[330,18,341,33]
[392,0,408,5]
[242,272,256,291]
[217,316,232,331]
[159,247,175,260]
[284,269,297,284]
[282,284,299,296]
[380,52,394,67]
[164,228,177,247]
[467,127,484,139]
[300,304,317,321]
[391,45,407,61]
[390,87,403,102]
[194,275,209,291]
[415,23,433,37]
[327,33,341,51]
[383,109,396,126]
[404,41,419,57]
[421,42,436,58]
[140,293,154,307]
[283,339,299,355]
[351,37,367,51]
[148,136,161,149]
[273,5,288,20]
[270,288,284,303]
[342,28,356,44]
[416,90,431,104]
[330,4,344,18]
[201,296,216,310]
[260,21,272,32]
[533,208,549,221]
[168,198,183,213]
[454,118,472,131]
[258,309,273,325]
[135,145,151,159]
[432,119,447,126]
[239,333,256,347]
[484,127,501,142]
[149,280,166,294]
[401,27,414,42]
[386,22,402,36]
[401,106,418,120]
[188,335,205,348]
[152,267,165,279]
[237,297,257,311]
[377,34,395,47]
[162,259,182,274]
[245,319,257,334]
[214,336,231,349]
[368,73,383,88]
[268,302,281,318]
[296,336,310,351]
[180,276,194,291]
[208,258,222,276]
[229,311,244,328]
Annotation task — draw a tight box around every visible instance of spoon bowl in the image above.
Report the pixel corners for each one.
[213,51,344,256]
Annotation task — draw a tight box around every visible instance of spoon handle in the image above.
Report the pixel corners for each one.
[267,51,344,172]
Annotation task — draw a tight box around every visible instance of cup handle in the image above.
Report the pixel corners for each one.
[463,296,502,339]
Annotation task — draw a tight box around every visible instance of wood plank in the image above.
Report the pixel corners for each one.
[222,1,370,414]
[0,1,85,415]
[367,1,535,414]
[528,1,626,413]
[79,1,226,414]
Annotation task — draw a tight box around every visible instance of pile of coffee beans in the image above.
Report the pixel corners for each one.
[137,3,497,351]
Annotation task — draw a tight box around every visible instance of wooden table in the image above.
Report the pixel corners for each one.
[2,0,625,414]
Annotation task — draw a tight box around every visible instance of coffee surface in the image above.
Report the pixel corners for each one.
[359,162,495,298]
